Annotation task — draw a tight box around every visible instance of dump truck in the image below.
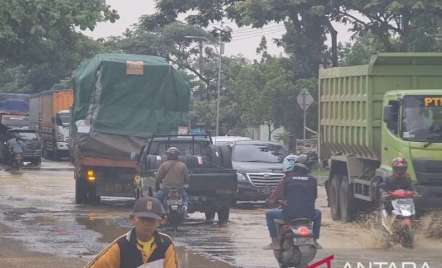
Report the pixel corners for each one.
[70,54,192,204]
[319,53,442,222]
[29,89,73,160]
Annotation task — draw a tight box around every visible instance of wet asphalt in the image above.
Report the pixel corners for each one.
[0,160,442,268]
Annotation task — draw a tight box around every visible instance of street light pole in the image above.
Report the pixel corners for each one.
[215,34,222,136]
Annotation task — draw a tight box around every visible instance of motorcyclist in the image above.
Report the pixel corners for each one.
[6,132,24,164]
[263,154,322,250]
[154,147,190,212]
[378,157,418,214]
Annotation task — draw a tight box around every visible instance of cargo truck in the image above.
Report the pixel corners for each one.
[29,89,73,161]
[0,93,29,129]
[319,53,442,222]
[70,54,194,204]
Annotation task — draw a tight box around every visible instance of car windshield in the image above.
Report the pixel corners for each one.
[2,118,28,127]
[232,143,287,163]
[15,132,38,140]
[402,96,442,142]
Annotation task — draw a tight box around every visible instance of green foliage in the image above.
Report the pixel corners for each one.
[0,33,104,93]
[0,0,119,64]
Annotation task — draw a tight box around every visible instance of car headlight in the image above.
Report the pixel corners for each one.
[237,173,248,182]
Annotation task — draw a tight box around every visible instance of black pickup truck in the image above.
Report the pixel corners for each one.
[132,134,237,224]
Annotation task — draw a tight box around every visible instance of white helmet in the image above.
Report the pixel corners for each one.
[282,154,298,173]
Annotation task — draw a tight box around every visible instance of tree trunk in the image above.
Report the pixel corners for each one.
[325,19,338,67]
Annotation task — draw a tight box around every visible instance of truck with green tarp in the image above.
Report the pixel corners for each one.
[318,53,442,222]
[70,54,192,204]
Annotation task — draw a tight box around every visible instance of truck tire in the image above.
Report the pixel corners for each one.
[85,185,100,205]
[185,155,197,168]
[218,206,230,224]
[205,212,215,221]
[147,155,159,170]
[207,145,223,168]
[340,176,355,222]
[178,155,188,166]
[75,174,87,204]
[219,146,233,169]
[330,175,342,221]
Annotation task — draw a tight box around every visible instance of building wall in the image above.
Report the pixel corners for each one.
[245,125,287,147]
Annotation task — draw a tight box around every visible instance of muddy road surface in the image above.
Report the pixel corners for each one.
[0,161,441,268]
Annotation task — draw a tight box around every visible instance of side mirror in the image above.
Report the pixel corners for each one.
[383,105,393,123]
[130,152,140,161]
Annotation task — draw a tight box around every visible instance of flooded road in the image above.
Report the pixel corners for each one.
[0,161,441,268]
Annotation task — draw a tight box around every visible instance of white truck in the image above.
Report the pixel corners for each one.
[29,89,73,161]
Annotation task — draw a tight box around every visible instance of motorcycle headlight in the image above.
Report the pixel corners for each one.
[237,173,248,182]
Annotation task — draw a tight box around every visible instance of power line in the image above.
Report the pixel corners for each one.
[232,29,286,41]
[232,25,285,35]
[233,27,286,38]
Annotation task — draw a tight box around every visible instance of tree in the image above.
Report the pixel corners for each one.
[0,0,119,65]
[334,0,442,52]
[143,0,338,71]
[0,33,105,93]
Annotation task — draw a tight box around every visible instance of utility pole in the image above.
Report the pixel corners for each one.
[213,25,227,136]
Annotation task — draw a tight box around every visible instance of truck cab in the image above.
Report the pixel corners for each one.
[1,115,29,130]
[55,110,70,151]
[382,91,442,207]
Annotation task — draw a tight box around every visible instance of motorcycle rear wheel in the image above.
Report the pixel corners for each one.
[401,227,414,249]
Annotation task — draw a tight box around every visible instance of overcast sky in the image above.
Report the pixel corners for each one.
[82,0,356,60]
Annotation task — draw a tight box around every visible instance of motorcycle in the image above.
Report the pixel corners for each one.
[163,187,187,232]
[379,189,419,249]
[273,218,317,268]
[9,150,23,171]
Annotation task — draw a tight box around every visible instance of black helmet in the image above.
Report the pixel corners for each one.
[166,147,179,160]
[294,154,311,172]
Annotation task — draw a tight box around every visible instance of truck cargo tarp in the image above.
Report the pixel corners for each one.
[0,93,29,114]
[71,54,191,159]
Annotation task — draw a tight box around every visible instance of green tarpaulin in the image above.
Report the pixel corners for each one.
[72,53,190,137]
[70,53,191,159]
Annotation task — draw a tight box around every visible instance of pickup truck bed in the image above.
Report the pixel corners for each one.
[134,134,238,224]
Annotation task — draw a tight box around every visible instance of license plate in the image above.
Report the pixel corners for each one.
[257,186,275,194]
[189,196,207,203]
[293,237,315,245]
[105,183,134,193]
[167,199,183,205]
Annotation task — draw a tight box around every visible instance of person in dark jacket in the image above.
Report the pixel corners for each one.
[378,157,418,214]
[84,197,179,268]
[263,154,322,250]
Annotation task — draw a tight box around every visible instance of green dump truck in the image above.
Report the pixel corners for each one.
[70,54,190,204]
[318,53,442,222]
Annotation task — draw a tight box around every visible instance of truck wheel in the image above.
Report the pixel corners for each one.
[340,176,355,222]
[186,156,199,169]
[54,147,61,161]
[85,187,100,205]
[219,146,233,169]
[32,158,42,167]
[178,155,188,166]
[330,175,342,221]
[207,145,223,168]
[205,212,215,221]
[75,175,87,204]
[218,206,230,224]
